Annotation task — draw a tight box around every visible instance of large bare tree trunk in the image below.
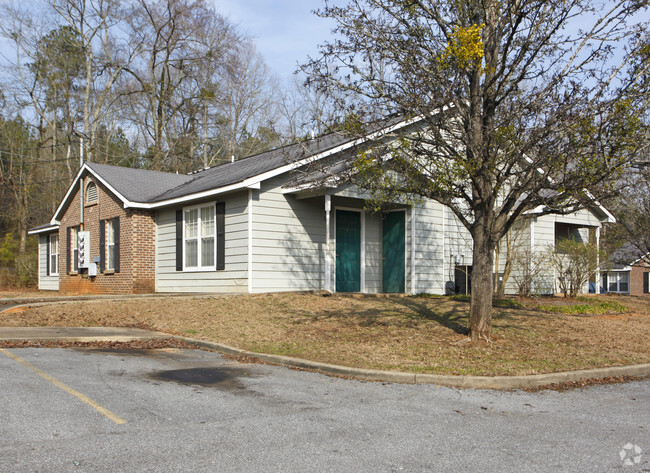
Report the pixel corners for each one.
[470,225,496,341]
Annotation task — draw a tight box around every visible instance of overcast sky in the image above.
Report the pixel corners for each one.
[212,0,335,82]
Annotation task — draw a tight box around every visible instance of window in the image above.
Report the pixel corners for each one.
[106,219,115,270]
[100,217,119,273]
[48,234,59,276]
[86,182,98,204]
[183,203,215,270]
[71,226,79,272]
[606,271,629,293]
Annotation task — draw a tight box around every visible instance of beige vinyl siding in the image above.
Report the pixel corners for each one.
[38,234,59,290]
[412,199,445,294]
[530,209,602,295]
[494,219,532,295]
[364,212,382,293]
[155,192,249,293]
[252,176,326,292]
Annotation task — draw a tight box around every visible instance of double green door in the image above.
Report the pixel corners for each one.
[336,209,405,293]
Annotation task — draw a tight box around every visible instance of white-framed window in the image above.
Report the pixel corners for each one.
[49,234,59,276]
[183,203,215,270]
[604,271,629,293]
[86,181,98,204]
[106,219,115,271]
[71,226,79,272]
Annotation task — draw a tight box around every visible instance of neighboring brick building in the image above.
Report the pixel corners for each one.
[57,177,156,294]
[603,242,650,296]
[30,162,192,295]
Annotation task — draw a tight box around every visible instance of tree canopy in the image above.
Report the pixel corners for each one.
[303,0,649,340]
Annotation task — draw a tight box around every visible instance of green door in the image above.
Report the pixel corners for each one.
[336,210,361,292]
[383,211,405,293]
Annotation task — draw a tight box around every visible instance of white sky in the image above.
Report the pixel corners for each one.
[211,0,335,81]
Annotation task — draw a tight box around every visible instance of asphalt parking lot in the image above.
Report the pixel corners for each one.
[0,347,648,472]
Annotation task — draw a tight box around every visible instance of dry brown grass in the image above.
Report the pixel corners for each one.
[1,292,648,376]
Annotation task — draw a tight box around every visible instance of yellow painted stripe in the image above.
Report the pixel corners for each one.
[0,348,127,425]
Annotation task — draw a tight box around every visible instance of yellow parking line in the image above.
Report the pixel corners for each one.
[0,348,127,425]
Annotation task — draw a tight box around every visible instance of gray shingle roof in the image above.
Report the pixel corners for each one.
[150,129,369,202]
[83,115,406,204]
[86,162,193,203]
[610,242,646,268]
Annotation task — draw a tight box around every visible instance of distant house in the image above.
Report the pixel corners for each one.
[29,117,616,295]
[603,242,650,295]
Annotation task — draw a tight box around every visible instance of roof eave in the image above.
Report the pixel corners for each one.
[28,224,60,235]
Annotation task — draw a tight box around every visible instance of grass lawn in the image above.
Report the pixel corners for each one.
[1,292,648,376]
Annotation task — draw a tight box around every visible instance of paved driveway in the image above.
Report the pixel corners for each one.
[0,347,648,472]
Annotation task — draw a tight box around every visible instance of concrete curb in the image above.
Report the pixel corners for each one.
[173,335,650,390]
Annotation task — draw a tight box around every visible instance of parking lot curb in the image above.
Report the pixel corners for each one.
[174,335,650,390]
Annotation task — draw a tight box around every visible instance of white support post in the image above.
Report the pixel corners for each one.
[596,226,601,293]
[325,195,331,292]
[411,206,416,294]
[248,189,253,293]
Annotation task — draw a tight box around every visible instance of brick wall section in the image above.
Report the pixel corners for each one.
[58,177,156,294]
[630,259,650,296]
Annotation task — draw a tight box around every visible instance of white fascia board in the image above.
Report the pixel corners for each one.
[126,115,423,210]
[583,190,616,223]
[28,225,60,235]
[52,163,130,222]
[123,179,255,209]
[630,254,650,266]
[243,116,421,188]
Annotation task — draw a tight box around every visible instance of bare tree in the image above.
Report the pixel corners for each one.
[121,0,239,171]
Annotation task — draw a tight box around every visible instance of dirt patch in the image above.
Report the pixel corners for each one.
[1,293,648,376]
[522,375,648,392]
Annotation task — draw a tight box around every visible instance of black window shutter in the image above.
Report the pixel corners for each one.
[114,217,120,273]
[176,209,183,271]
[46,235,50,276]
[216,202,225,270]
[99,219,105,273]
[66,227,71,274]
[644,272,649,294]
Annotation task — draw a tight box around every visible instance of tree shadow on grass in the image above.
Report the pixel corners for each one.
[390,298,470,335]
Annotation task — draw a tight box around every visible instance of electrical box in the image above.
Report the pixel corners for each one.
[78,231,91,268]
[87,262,97,277]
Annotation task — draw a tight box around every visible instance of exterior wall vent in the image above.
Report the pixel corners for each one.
[86,182,98,204]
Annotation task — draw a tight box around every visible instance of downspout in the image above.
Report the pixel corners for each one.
[441,205,446,294]
[248,189,253,293]
[325,194,331,292]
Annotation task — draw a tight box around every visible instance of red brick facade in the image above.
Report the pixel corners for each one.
[630,259,650,296]
[58,177,156,294]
